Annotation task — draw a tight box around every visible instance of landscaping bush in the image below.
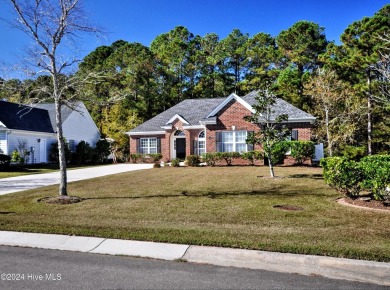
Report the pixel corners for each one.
[241,150,263,165]
[185,155,200,167]
[171,158,180,167]
[201,152,219,166]
[74,141,94,164]
[49,142,72,164]
[149,153,163,162]
[95,139,111,163]
[290,141,315,165]
[129,153,142,163]
[359,155,390,200]
[320,157,363,197]
[269,141,290,165]
[216,152,241,166]
[0,154,11,170]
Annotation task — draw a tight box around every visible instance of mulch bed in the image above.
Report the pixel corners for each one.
[343,197,390,211]
[37,196,84,204]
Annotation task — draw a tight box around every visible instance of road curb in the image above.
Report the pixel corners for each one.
[0,231,389,286]
[182,245,390,286]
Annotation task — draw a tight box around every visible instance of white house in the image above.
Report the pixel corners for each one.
[0,100,100,163]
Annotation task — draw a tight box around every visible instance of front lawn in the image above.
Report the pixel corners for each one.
[0,166,389,261]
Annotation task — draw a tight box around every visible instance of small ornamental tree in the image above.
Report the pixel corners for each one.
[245,89,289,177]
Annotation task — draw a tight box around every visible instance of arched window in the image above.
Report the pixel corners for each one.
[198,131,206,155]
[174,130,185,136]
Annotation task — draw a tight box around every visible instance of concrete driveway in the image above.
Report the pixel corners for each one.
[0,163,153,195]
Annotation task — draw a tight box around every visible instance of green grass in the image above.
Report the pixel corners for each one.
[0,166,389,262]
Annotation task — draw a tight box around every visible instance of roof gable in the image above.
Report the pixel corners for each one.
[206,93,255,117]
[166,114,190,125]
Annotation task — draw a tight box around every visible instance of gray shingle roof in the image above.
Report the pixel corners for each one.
[128,91,315,133]
[242,91,316,121]
[0,100,54,133]
[35,103,76,132]
[130,98,225,132]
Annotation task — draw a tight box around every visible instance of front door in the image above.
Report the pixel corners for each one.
[39,139,47,163]
[176,138,186,159]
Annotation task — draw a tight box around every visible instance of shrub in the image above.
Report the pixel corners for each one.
[185,155,200,167]
[171,158,180,167]
[290,141,315,165]
[153,162,161,168]
[49,142,71,164]
[359,155,390,200]
[270,141,290,165]
[149,153,163,162]
[11,150,30,166]
[0,154,11,170]
[320,157,363,197]
[129,153,142,163]
[201,153,219,166]
[241,151,263,165]
[95,139,111,163]
[74,141,93,164]
[216,152,241,166]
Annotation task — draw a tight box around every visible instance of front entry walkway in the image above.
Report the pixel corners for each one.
[0,164,153,195]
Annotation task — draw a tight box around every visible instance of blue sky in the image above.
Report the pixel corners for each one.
[0,0,388,76]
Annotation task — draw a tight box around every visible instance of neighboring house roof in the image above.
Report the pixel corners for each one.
[35,102,79,132]
[128,91,316,134]
[0,100,55,133]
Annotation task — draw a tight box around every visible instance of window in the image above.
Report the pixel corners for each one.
[198,131,206,155]
[68,140,76,152]
[140,138,157,154]
[222,131,248,153]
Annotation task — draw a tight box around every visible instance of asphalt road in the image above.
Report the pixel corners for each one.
[0,246,385,290]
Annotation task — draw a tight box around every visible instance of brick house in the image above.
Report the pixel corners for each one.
[126,91,316,164]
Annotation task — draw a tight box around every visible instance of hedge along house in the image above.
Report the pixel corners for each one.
[126,91,316,164]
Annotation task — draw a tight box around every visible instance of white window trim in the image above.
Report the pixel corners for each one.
[140,137,158,154]
[222,131,248,152]
[198,130,206,156]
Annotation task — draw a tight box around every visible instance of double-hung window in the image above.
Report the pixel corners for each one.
[140,137,157,154]
[222,131,248,153]
[198,131,206,155]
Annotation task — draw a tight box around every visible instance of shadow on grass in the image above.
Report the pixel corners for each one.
[288,174,323,180]
[81,187,325,201]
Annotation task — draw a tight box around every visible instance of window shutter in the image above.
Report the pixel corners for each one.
[157,137,161,153]
[216,132,222,152]
[247,131,254,151]
[291,129,299,141]
[136,139,141,154]
[193,140,198,155]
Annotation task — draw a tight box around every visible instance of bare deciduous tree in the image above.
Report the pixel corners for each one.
[6,0,100,196]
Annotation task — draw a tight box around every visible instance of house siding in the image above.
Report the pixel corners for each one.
[7,131,56,164]
[0,132,7,154]
[62,103,100,147]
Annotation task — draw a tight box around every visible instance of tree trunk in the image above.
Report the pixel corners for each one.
[325,107,332,156]
[52,69,67,196]
[367,76,372,156]
[266,143,275,178]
